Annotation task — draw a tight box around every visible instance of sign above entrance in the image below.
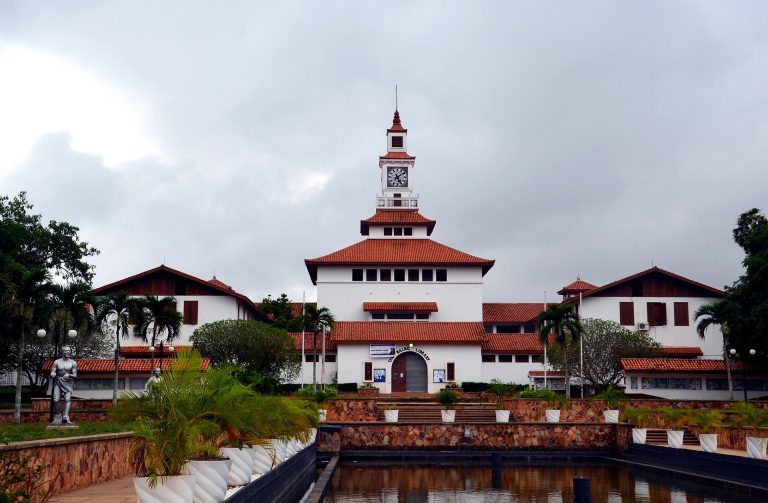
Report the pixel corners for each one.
[370,344,396,358]
[386,345,431,363]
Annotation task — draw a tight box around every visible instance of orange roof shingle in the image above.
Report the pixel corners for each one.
[482,303,543,323]
[331,321,486,344]
[42,358,211,374]
[363,302,438,313]
[557,279,597,295]
[621,358,760,374]
[379,151,415,159]
[289,332,336,352]
[658,346,704,357]
[481,333,543,354]
[360,210,436,235]
[119,345,194,355]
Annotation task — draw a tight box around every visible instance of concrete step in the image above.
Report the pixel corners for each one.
[645,428,698,445]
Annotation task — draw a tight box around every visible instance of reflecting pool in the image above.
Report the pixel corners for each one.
[324,462,764,503]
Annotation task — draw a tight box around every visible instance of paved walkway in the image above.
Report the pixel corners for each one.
[50,476,135,503]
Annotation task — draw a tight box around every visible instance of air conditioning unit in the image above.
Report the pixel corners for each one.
[637,322,650,331]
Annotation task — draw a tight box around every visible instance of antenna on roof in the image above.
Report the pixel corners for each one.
[577,268,581,280]
[395,84,398,110]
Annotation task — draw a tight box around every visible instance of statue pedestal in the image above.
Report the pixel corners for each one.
[46,423,79,430]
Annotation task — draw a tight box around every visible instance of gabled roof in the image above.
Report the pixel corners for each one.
[91,265,264,319]
[482,303,543,324]
[363,302,438,313]
[360,210,436,236]
[564,266,723,303]
[331,321,486,344]
[621,358,760,374]
[289,332,336,352]
[557,279,597,296]
[305,239,495,284]
[481,333,543,354]
[42,358,211,374]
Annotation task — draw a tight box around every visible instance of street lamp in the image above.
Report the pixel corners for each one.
[730,348,757,402]
[149,341,175,376]
[37,328,77,423]
[319,321,329,391]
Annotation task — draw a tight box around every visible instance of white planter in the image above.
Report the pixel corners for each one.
[284,438,297,458]
[186,460,231,503]
[546,409,561,423]
[746,436,767,459]
[667,430,684,449]
[134,475,196,503]
[219,448,253,487]
[269,439,287,465]
[699,433,718,453]
[632,428,647,444]
[384,409,399,422]
[441,410,456,423]
[318,409,327,423]
[603,410,620,424]
[309,428,317,443]
[495,410,510,423]
[248,444,274,475]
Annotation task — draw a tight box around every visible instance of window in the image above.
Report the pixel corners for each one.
[384,227,393,236]
[647,302,667,326]
[404,227,413,236]
[394,227,403,236]
[523,324,536,333]
[324,354,336,362]
[515,355,529,363]
[388,313,413,320]
[531,354,543,363]
[415,313,429,320]
[436,269,448,282]
[408,269,419,281]
[364,361,373,381]
[352,269,364,281]
[366,269,378,281]
[391,136,403,148]
[619,302,634,326]
[422,269,433,281]
[498,355,513,363]
[129,378,146,390]
[496,325,517,334]
[674,302,689,326]
[482,354,496,363]
[380,269,392,281]
[446,362,455,381]
[371,313,385,320]
[183,301,198,325]
[305,354,320,362]
[394,269,405,282]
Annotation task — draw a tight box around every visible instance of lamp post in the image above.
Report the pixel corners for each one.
[730,348,757,402]
[319,321,329,391]
[37,328,77,423]
[149,341,174,376]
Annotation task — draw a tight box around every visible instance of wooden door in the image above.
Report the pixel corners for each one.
[391,354,407,392]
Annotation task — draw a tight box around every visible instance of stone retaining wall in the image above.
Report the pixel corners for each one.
[0,410,110,424]
[687,426,768,450]
[0,432,134,497]
[325,399,378,422]
[31,398,113,411]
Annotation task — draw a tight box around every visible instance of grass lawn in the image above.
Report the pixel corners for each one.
[2,421,134,443]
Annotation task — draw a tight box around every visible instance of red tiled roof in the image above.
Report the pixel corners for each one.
[379,151,415,159]
[557,279,597,295]
[528,370,565,377]
[331,322,486,344]
[288,302,316,317]
[620,358,760,374]
[482,303,543,323]
[658,346,704,357]
[305,239,495,284]
[42,358,211,374]
[360,210,436,236]
[363,302,438,313]
[119,345,193,355]
[387,110,407,133]
[482,333,543,354]
[208,276,232,290]
[289,332,336,352]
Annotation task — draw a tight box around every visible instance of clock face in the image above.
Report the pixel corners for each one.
[387,167,408,187]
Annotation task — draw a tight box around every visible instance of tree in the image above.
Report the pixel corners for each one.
[190,319,300,390]
[133,296,182,370]
[96,292,139,406]
[546,318,661,390]
[260,293,303,331]
[694,300,735,400]
[301,304,335,390]
[537,303,582,398]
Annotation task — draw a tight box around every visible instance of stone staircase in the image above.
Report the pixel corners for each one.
[645,428,698,446]
[376,399,498,423]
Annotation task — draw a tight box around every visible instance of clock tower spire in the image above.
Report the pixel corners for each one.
[378,110,417,209]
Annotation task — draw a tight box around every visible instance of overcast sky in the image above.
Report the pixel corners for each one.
[1,2,766,304]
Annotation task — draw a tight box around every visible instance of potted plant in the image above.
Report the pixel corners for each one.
[660,407,689,449]
[690,409,723,453]
[358,382,379,397]
[297,386,338,423]
[622,406,652,444]
[733,402,768,459]
[546,393,567,423]
[486,379,511,423]
[597,385,623,424]
[382,404,400,423]
[436,389,460,422]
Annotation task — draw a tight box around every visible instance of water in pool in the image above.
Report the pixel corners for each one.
[324,462,764,502]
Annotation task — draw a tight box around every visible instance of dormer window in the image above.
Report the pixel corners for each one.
[391,136,403,148]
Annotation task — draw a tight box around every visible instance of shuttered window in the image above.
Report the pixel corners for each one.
[446,362,455,381]
[647,302,667,326]
[674,302,689,326]
[183,301,198,325]
[364,361,373,381]
[619,302,634,326]
[391,136,403,148]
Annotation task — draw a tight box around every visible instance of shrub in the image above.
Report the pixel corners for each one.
[594,385,626,409]
[336,383,358,393]
[660,407,690,429]
[436,389,460,410]
[517,389,559,400]
[295,386,338,404]
[690,409,724,434]
[621,407,652,428]
[732,402,768,430]
[460,382,490,393]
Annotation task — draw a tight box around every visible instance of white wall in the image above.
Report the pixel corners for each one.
[317,266,484,321]
[336,343,482,393]
[288,359,338,386]
[367,227,429,238]
[624,373,768,400]
[480,356,545,385]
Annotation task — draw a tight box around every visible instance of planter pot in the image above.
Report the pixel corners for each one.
[746,436,767,459]
[667,430,684,449]
[632,428,647,444]
[219,448,253,487]
[384,409,399,423]
[186,460,231,503]
[248,444,274,475]
[284,438,297,458]
[318,409,327,423]
[441,410,456,423]
[545,409,561,423]
[134,475,197,503]
[495,410,510,423]
[699,433,718,453]
[269,439,286,465]
[603,410,620,424]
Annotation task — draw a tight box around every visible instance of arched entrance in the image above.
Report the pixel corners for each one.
[391,352,428,392]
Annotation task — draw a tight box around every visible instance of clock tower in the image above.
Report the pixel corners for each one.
[377,110,417,209]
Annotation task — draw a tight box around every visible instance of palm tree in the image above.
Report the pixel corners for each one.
[537,303,582,399]
[133,295,182,370]
[96,292,138,406]
[47,282,94,355]
[302,305,335,390]
[695,300,734,401]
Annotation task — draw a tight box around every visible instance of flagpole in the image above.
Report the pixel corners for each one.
[580,291,584,399]
[301,291,306,389]
[543,291,547,390]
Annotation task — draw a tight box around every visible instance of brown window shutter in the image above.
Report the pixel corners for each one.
[619,302,634,326]
[659,303,667,325]
[183,301,199,325]
[447,362,455,381]
[674,302,688,326]
[364,362,373,381]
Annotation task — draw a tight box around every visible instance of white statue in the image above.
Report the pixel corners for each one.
[50,347,77,424]
[145,368,162,391]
